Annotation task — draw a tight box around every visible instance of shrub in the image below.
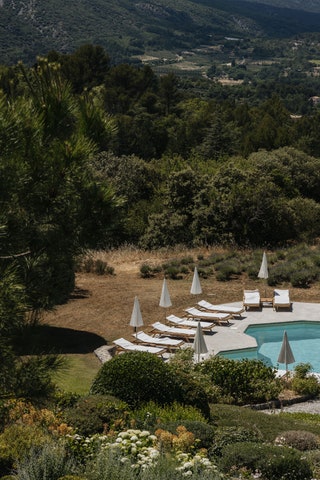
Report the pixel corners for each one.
[180,256,194,265]
[275,430,319,451]
[155,421,215,450]
[173,371,210,419]
[164,266,182,280]
[290,268,317,288]
[291,364,320,396]
[63,395,129,436]
[93,259,107,275]
[210,426,262,458]
[291,376,320,397]
[82,257,94,273]
[260,447,313,480]
[0,424,50,469]
[90,352,180,408]
[196,356,280,405]
[131,402,206,430]
[267,263,291,286]
[15,442,77,480]
[140,263,154,278]
[219,442,313,480]
[215,261,241,281]
[294,363,313,378]
[218,441,265,474]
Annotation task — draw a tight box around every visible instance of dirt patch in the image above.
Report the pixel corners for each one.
[44,248,320,347]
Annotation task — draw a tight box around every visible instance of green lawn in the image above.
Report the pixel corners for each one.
[54,353,101,395]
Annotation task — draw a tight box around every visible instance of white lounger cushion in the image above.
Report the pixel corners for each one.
[133,331,183,347]
[114,338,165,354]
[243,290,260,304]
[167,314,214,330]
[185,307,230,321]
[151,322,196,336]
[198,300,244,315]
[273,289,290,305]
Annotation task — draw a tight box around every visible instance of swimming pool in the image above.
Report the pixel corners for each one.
[219,321,320,372]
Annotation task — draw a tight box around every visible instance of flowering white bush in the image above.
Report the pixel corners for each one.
[67,428,220,476]
[176,451,220,477]
[109,429,159,469]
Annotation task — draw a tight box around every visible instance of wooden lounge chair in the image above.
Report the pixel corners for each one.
[243,289,261,311]
[273,289,292,311]
[113,338,166,356]
[133,331,184,351]
[166,314,215,332]
[184,307,231,326]
[197,300,245,318]
[150,322,196,342]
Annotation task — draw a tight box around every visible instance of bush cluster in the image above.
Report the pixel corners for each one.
[63,395,129,436]
[196,356,280,405]
[275,430,319,451]
[90,352,210,417]
[137,243,320,288]
[219,441,313,480]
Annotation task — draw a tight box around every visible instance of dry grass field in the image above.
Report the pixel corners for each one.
[45,246,320,344]
[41,246,320,393]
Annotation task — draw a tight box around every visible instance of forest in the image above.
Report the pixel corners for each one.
[1,43,320,309]
[1,42,320,479]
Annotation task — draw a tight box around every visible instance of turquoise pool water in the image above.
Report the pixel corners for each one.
[219,321,320,372]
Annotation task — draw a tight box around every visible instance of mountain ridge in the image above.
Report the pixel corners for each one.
[1,0,320,65]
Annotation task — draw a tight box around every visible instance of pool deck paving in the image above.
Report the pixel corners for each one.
[200,300,320,358]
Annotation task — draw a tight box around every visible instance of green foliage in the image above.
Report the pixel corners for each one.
[291,376,320,397]
[131,402,206,430]
[90,352,180,408]
[63,394,129,436]
[140,263,157,278]
[14,442,78,480]
[260,446,313,480]
[220,441,313,480]
[0,424,50,471]
[294,363,313,378]
[14,355,65,401]
[197,356,280,405]
[210,426,262,457]
[290,363,320,396]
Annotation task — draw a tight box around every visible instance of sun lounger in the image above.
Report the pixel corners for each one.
[113,338,166,356]
[273,289,292,311]
[184,307,231,325]
[243,289,261,310]
[151,322,196,342]
[133,331,184,351]
[166,314,215,332]
[197,300,245,318]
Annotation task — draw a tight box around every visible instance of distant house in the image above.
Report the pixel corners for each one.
[309,96,320,106]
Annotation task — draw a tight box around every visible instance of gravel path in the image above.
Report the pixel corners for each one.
[263,399,320,414]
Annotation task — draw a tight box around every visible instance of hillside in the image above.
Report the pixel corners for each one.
[1,0,320,65]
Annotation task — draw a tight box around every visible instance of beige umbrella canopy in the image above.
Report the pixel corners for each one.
[193,321,208,363]
[258,251,269,296]
[190,266,202,295]
[159,277,172,308]
[129,296,144,333]
[258,251,269,280]
[278,331,295,372]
